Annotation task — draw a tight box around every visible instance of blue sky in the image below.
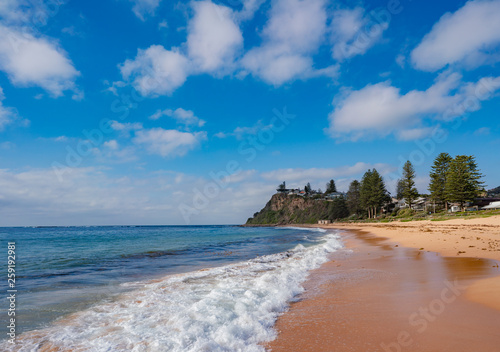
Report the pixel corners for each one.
[0,0,499,226]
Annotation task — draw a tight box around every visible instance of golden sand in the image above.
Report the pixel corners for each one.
[267,217,500,351]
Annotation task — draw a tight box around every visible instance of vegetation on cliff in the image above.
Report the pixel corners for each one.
[246,193,348,225]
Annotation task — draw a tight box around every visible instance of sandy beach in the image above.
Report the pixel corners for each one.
[267,216,500,351]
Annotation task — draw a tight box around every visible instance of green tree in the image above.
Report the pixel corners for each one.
[304,182,312,194]
[330,196,349,220]
[445,155,485,210]
[360,169,388,218]
[428,153,452,211]
[278,181,286,191]
[325,179,337,194]
[346,180,362,215]
[401,160,419,209]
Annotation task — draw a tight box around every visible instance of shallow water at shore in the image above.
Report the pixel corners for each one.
[0,226,343,351]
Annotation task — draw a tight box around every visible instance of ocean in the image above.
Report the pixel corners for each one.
[0,225,343,351]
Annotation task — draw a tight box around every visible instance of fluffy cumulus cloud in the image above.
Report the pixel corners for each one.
[119,0,397,94]
[150,107,205,127]
[120,45,190,96]
[411,0,500,71]
[327,73,500,141]
[133,128,207,157]
[120,1,242,96]
[241,0,336,85]
[187,1,243,73]
[129,0,161,20]
[105,119,206,157]
[330,7,389,61]
[0,25,80,96]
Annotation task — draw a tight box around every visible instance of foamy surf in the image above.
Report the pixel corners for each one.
[276,226,328,233]
[4,231,343,352]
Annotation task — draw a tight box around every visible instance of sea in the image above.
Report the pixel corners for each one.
[0,225,344,351]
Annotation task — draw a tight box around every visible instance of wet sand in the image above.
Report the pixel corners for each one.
[267,227,500,352]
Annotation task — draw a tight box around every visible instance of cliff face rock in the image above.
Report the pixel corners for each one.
[246,193,348,225]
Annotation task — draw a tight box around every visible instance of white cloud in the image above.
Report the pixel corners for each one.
[261,162,395,183]
[120,1,242,96]
[158,20,168,29]
[237,0,266,20]
[396,127,435,141]
[187,1,243,73]
[0,167,276,226]
[330,7,388,61]
[103,140,119,150]
[0,167,179,226]
[0,87,16,131]
[232,120,273,139]
[93,140,137,163]
[133,128,207,157]
[0,25,80,96]
[411,0,500,71]
[0,162,403,226]
[214,132,227,138]
[0,0,42,25]
[129,0,161,21]
[149,108,205,127]
[110,120,143,134]
[327,73,500,141]
[120,45,190,96]
[395,54,406,68]
[241,0,335,85]
[53,136,69,142]
[215,120,274,140]
[473,127,491,136]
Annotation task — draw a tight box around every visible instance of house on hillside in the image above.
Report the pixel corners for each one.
[324,192,344,200]
[286,189,305,196]
[398,197,429,211]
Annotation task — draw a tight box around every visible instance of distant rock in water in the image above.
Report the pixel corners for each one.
[246,193,349,225]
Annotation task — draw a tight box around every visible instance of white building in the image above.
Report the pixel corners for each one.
[482,201,500,210]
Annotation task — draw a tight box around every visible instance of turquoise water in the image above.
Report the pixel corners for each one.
[0,225,339,340]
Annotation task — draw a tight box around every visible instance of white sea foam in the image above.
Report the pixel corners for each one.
[5,231,343,352]
[276,226,327,233]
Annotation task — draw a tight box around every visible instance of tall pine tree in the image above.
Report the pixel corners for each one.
[325,179,337,194]
[401,160,419,209]
[428,153,452,211]
[346,180,362,215]
[304,182,312,194]
[445,155,484,210]
[360,169,388,218]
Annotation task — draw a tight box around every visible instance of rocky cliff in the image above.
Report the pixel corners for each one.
[245,193,348,225]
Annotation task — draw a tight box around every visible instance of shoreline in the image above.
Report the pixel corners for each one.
[267,217,500,351]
